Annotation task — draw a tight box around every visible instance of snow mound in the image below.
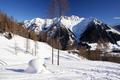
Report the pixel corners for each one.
[25,58,50,73]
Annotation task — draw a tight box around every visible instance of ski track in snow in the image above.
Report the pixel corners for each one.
[0,35,120,80]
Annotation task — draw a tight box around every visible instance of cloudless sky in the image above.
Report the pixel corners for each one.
[0,0,120,24]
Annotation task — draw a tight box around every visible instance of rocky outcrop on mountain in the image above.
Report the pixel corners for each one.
[46,24,70,50]
[80,20,120,45]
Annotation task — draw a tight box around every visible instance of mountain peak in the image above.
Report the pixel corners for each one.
[60,15,81,21]
[93,18,102,25]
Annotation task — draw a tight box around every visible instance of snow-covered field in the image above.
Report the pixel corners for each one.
[0,34,120,80]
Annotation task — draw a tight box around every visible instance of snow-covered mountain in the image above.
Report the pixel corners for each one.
[0,34,120,80]
[24,15,83,33]
[24,15,120,49]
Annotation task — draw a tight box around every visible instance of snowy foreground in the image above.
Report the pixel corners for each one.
[0,35,120,80]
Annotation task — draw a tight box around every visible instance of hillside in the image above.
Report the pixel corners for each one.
[0,34,120,80]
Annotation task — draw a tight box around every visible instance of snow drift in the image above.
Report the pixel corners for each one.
[25,58,49,73]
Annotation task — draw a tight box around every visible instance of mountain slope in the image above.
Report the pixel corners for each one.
[80,20,120,44]
[0,34,120,80]
[113,24,120,32]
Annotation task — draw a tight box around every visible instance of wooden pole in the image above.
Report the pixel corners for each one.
[57,27,60,65]
[57,0,62,65]
[52,37,54,64]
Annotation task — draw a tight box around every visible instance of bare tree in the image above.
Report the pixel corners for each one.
[14,38,18,55]
[25,31,30,54]
[34,34,38,56]
[49,0,69,65]
[96,37,109,60]
[34,40,38,56]
[49,0,69,18]
[12,17,18,55]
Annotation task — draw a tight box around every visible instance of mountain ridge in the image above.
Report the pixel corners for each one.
[23,15,120,50]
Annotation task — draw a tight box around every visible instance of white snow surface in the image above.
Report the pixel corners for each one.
[0,34,120,80]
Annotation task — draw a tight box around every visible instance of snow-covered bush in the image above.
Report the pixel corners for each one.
[25,58,49,73]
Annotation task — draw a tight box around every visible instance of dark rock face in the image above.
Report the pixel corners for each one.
[57,27,69,50]
[80,21,120,45]
[107,31,120,44]
[47,26,70,50]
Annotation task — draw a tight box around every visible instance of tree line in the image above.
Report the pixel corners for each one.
[0,11,38,40]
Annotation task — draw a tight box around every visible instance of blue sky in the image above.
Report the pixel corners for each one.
[0,0,120,24]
